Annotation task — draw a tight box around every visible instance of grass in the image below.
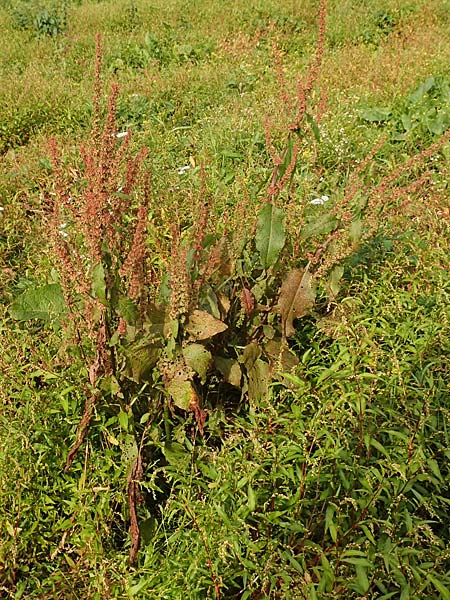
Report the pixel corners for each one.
[0,0,449,598]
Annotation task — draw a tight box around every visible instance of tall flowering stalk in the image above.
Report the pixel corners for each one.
[48,34,151,472]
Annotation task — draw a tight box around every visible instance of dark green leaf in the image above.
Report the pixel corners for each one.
[427,575,450,600]
[255,203,286,269]
[163,442,191,468]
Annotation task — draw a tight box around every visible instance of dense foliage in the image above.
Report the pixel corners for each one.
[0,0,449,598]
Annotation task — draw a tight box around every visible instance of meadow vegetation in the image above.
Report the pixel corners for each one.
[0,0,449,598]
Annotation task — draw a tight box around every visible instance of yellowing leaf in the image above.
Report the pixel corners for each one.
[165,377,197,411]
[264,339,299,371]
[214,356,242,388]
[182,344,212,383]
[247,358,270,403]
[185,309,228,341]
[278,269,316,338]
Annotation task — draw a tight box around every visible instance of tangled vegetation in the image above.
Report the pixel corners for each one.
[0,0,449,598]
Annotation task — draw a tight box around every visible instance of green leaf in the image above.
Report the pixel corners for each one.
[305,112,321,142]
[276,136,295,183]
[182,344,211,383]
[9,283,66,322]
[361,524,376,545]
[426,110,450,135]
[355,565,370,594]
[350,219,363,243]
[301,213,337,240]
[342,557,373,567]
[121,434,138,473]
[401,113,413,132]
[409,76,435,103]
[163,442,191,468]
[118,410,129,431]
[140,412,150,425]
[92,262,107,305]
[400,584,411,600]
[125,336,161,382]
[255,203,286,269]
[247,485,256,512]
[327,265,344,298]
[118,296,138,326]
[360,107,391,122]
[325,505,337,542]
[185,309,228,340]
[427,574,450,600]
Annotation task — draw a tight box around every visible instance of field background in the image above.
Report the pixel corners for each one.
[0,0,449,598]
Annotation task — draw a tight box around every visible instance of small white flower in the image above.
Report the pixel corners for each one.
[177,164,191,175]
[309,195,329,206]
[115,131,130,139]
[0,206,4,212]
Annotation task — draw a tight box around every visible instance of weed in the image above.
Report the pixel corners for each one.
[1,0,450,597]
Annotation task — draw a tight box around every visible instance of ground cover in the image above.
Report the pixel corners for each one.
[0,0,449,598]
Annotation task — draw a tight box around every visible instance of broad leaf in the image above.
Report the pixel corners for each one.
[120,434,138,475]
[301,213,337,240]
[124,336,161,382]
[118,296,138,325]
[255,203,286,269]
[264,339,299,371]
[92,263,107,305]
[247,358,270,403]
[182,344,211,383]
[185,309,227,340]
[165,376,197,411]
[214,356,242,388]
[163,442,191,468]
[327,265,345,298]
[10,283,66,322]
[360,107,391,122]
[241,342,261,370]
[426,110,450,136]
[278,269,316,338]
[409,76,435,103]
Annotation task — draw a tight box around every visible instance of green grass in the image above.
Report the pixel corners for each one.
[0,0,449,598]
